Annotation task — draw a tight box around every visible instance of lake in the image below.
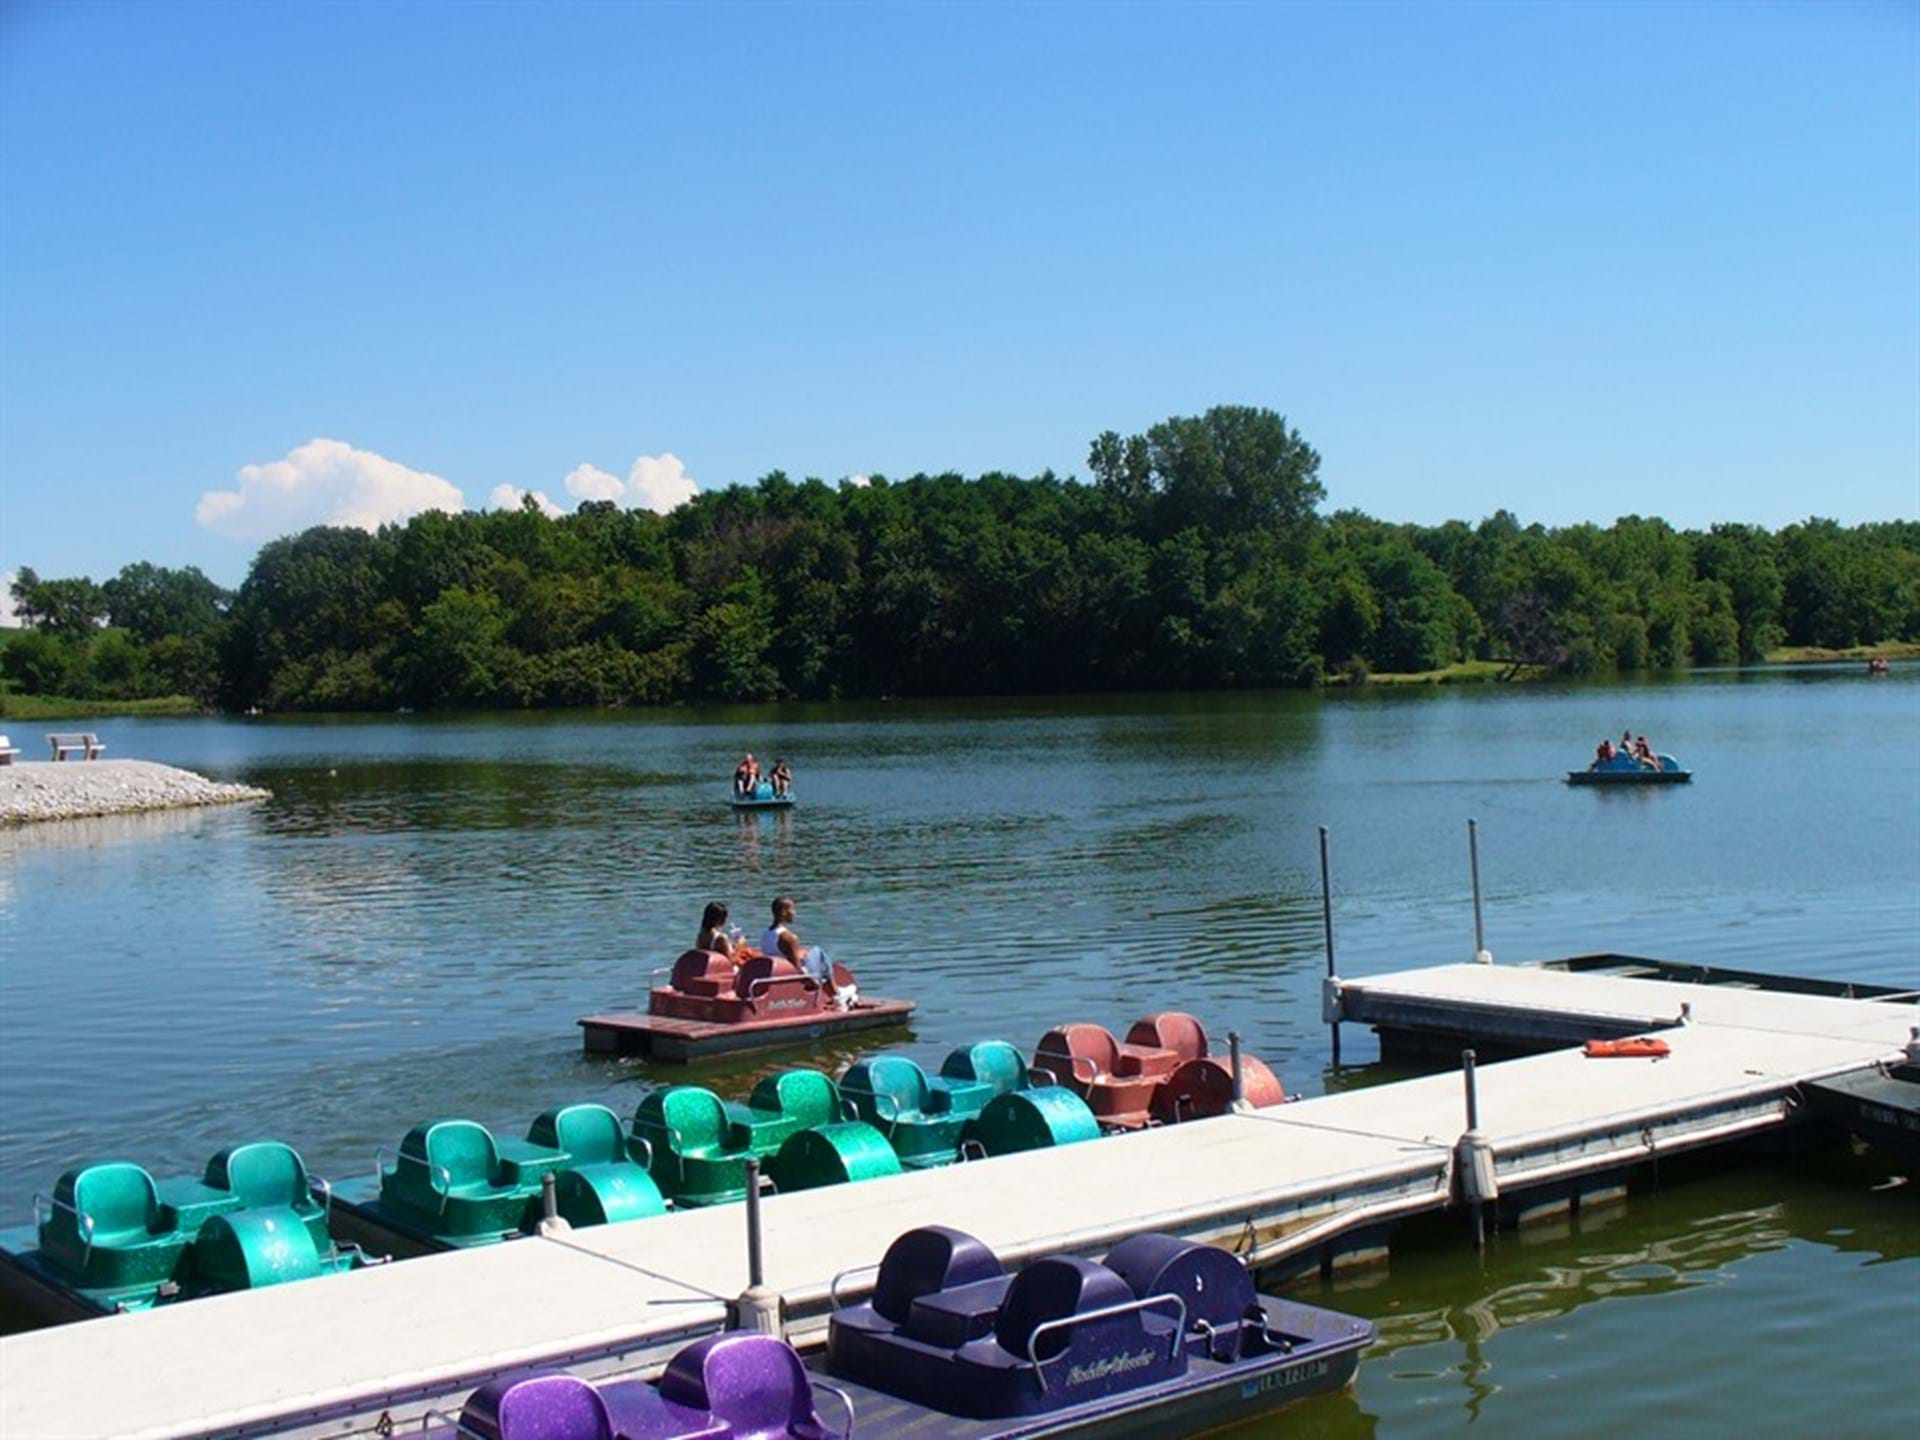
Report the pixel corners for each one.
[2,665,1915,1434]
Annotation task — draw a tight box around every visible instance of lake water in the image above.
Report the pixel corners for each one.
[2,666,1916,1433]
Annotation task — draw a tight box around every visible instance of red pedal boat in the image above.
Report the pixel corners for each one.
[1033,1012,1286,1129]
[579,947,915,1062]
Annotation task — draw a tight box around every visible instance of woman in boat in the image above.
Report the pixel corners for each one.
[697,901,737,956]
[1633,734,1656,768]
[770,757,792,798]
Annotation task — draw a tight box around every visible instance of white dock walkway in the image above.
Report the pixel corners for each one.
[3,962,1910,1440]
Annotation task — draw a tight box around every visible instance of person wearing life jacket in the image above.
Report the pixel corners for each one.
[734,753,759,796]
[1633,734,1656,768]
[762,895,854,1008]
[1594,738,1616,767]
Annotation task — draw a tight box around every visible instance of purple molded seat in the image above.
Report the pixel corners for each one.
[459,1373,616,1440]
[659,1333,835,1440]
[459,1371,724,1440]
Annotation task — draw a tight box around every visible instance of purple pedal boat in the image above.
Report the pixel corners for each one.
[437,1226,1373,1438]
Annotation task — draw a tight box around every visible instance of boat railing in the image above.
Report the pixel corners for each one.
[827,1259,882,1311]
[1026,1292,1186,1391]
[419,1407,485,1437]
[30,1191,97,1266]
[744,973,825,1003]
[956,1138,990,1163]
[837,1082,906,1135]
[375,1147,454,1212]
[810,1380,856,1438]
[1032,1048,1104,1086]
[309,1174,334,1221]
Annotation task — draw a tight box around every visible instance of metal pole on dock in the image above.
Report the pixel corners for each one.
[727,1158,781,1335]
[1469,818,1492,964]
[536,1170,570,1237]
[1320,825,1340,1067]
[1229,1031,1246,1108]
[1455,1048,1497,1251]
[744,1159,765,1289]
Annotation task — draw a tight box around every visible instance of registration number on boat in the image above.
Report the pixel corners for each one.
[1240,1357,1330,1398]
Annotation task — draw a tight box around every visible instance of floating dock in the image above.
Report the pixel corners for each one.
[4,959,1911,1440]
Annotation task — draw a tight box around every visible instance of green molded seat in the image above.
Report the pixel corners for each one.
[936,1040,1032,1112]
[38,1162,189,1294]
[190,1206,332,1293]
[841,1056,972,1168]
[527,1104,668,1229]
[634,1087,757,1207]
[380,1120,540,1240]
[204,1141,328,1249]
[733,1070,845,1153]
[965,1087,1102,1156]
[765,1120,903,1193]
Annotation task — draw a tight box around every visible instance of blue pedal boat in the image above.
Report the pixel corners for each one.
[731,780,796,810]
[434,1227,1373,1438]
[1567,751,1691,785]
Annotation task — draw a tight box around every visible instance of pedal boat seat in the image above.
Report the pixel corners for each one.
[458,1369,726,1440]
[633,1087,756,1207]
[204,1140,329,1249]
[840,1055,971,1167]
[828,1224,1009,1364]
[381,1120,542,1241]
[1104,1233,1264,1360]
[37,1161,188,1295]
[658,1333,837,1439]
[1032,1023,1165,1128]
[732,1069,844,1153]
[527,1104,667,1229]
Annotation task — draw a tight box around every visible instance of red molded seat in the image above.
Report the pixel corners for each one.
[734,955,823,1015]
[1032,1024,1159,1128]
[670,950,737,998]
[1126,1012,1209,1061]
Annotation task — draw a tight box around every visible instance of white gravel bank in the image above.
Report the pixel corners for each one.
[0,759,271,825]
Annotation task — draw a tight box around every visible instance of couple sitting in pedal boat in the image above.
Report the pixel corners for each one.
[695,895,855,1008]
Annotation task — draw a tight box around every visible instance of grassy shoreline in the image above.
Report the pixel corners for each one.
[0,693,203,720]
[1327,660,1548,687]
[1763,641,1920,665]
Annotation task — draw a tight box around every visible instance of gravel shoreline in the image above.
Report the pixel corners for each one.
[0,759,271,825]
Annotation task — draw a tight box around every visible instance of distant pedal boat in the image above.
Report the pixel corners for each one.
[729,779,795,810]
[1567,752,1691,785]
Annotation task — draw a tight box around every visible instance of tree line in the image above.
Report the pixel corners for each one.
[5,406,1917,710]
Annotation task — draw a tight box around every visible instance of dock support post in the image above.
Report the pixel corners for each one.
[1228,1030,1251,1112]
[1454,1048,1498,1250]
[1468,818,1492,964]
[1320,825,1340,1067]
[729,1159,781,1335]
[535,1170,571,1237]
[1908,1027,1920,1067]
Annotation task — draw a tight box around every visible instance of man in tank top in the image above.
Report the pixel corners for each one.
[761,895,850,1004]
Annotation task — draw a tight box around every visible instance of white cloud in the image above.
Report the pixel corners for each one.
[841,474,871,489]
[563,464,626,503]
[486,484,565,519]
[0,571,17,629]
[551,452,698,514]
[624,453,697,513]
[197,438,465,541]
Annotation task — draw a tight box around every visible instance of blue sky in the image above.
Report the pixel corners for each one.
[2,0,1915,588]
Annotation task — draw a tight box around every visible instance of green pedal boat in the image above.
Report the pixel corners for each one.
[841,1040,1102,1168]
[0,1141,381,1323]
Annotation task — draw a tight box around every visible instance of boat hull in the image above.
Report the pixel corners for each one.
[579,997,916,1060]
[1566,769,1691,785]
[810,1296,1370,1438]
[1802,1065,1920,1169]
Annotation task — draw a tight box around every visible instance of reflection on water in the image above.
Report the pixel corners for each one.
[0,672,1915,1420]
[1219,1150,1918,1436]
